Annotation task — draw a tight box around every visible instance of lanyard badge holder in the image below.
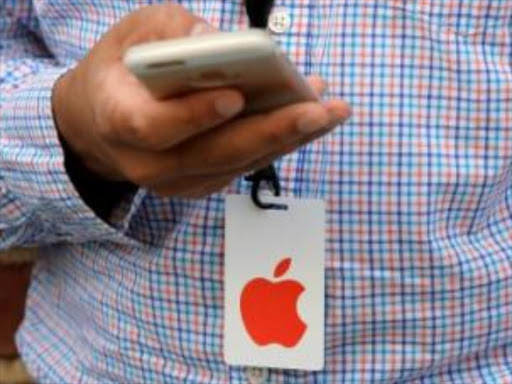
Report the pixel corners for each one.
[243,0,288,211]
[224,0,326,372]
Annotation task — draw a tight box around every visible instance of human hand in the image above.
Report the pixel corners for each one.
[52,4,351,198]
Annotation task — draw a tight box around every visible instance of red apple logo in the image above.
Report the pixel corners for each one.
[240,257,307,347]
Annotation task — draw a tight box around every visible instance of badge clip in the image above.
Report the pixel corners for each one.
[245,165,288,210]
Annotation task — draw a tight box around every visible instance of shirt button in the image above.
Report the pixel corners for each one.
[268,9,292,34]
[245,367,269,384]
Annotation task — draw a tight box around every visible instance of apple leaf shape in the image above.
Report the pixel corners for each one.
[274,257,292,278]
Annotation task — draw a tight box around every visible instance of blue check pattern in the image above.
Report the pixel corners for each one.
[1,1,512,383]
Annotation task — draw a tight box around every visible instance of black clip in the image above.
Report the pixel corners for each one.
[245,165,288,210]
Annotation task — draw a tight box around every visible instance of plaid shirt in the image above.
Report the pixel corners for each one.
[1,0,512,383]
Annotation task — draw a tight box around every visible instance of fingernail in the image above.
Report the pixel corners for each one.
[190,23,215,36]
[296,115,327,133]
[215,94,244,118]
[328,104,352,124]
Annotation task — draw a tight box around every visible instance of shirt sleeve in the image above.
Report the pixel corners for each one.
[0,1,143,250]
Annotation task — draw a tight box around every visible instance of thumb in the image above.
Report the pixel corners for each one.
[114,4,216,50]
[189,22,218,36]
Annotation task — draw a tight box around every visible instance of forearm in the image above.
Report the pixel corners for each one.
[56,107,137,221]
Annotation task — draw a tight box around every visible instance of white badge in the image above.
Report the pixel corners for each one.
[224,194,325,371]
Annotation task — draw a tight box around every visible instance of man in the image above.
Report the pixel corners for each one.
[1,0,511,383]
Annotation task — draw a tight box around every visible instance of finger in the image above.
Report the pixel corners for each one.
[111,141,237,188]
[115,4,215,50]
[110,99,350,185]
[112,121,327,190]
[213,117,339,178]
[111,108,334,188]
[104,77,245,150]
[324,99,352,123]
[174,99,351,175]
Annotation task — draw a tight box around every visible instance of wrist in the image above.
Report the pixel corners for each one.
[52,66,123,182]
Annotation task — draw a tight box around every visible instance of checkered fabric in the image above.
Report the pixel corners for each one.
[1,1,512,383]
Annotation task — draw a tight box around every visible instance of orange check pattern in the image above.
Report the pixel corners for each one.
[1,0,512,382]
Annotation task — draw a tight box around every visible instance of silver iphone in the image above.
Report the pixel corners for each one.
[123,29,317,114]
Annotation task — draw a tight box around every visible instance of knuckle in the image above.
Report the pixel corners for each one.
[265,128,287,147]
[178,93,223,132]
[151,4,190,33]
[161,4,182,20]
[152,7,173,26]
[159,3,181,16]
[123,113,162,149]
[261,119,289,147]
[175,106,195,131]
[195,99,220,125]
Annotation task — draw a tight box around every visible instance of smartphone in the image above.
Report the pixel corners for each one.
[123,29,318,115]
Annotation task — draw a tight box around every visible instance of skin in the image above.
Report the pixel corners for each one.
[52,3,352,197]
[0,4,351,356]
